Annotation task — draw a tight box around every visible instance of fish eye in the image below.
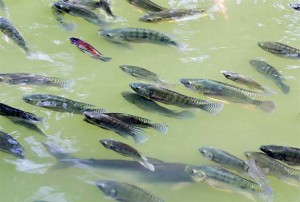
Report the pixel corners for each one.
[147,18,153,22]
[191,169,197,174]
[106,33,112,37]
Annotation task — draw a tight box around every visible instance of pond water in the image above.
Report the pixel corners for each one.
[0,0,299,201]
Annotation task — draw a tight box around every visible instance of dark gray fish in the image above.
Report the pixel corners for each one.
[121,92,195,119]
[0,103,45,125]
[0,73,73,88]
[0,17,30,53]
[289,3,300,11]
[249,60,290,94]
[257,41,300,59]
[84,111,148,144]
[0,131,24,158]
[99,0,115,18]
[100,139,155,171]
[260,145,300,166]
[63,0,102,10]
[103,112,168,134]
[129,83,223,115]
[96,180,164,202]
[126,0,165,12]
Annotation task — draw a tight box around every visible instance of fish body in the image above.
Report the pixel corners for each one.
[129,83,223,115]
[69,37,111,62]
[96,180,164,202]
[23,94,106,114]
[0,103,44,124]
[250,60,290,94]
[126,0,165,12]
[63,0,102,10]
[258,41,300,59]
[289,3,300,11]
[84,111,148,144]
[0,17,29,53]
[0,131,24,158]
[260,145,300,166]
[180,78,275,113]
[100,139,155,171]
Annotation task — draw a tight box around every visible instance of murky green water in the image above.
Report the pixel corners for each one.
[0,0,300,201]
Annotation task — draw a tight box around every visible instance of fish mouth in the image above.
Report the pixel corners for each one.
[69,37,78,44]
[179,79,193,88]
[257,42,264,47]
[129,83,141,92]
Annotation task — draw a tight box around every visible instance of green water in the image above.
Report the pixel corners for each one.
[0,0,300,201]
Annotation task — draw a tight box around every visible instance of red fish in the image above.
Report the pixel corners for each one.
[69,37,111,62]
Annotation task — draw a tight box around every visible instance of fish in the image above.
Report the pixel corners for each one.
[0,73,73,88]
[244,152,300,187]
[180,78,275,113]
[249,60,290,94]
[260,145,300,166]
[99,0,115,18]
[139,8,206,23]
[23,94,107,114]
[221,70,276,94]
[0,131,24,158]
[96,180,164,202]
[121,92,195,119]
[63,0,102,10]
[84,111,148,144]
[53,1,107,26]
[126,0,165,12]
[100,139,155,171]
[102,112,168,134]
[69,37,111,62]
[257,41,300,59]
[0,103,45,125]
[198,146,247,173]
[289,3,300,11]
[0,17,30,53]
[129,83,223,115]
[99,28,186,50]
[8,119,46,136]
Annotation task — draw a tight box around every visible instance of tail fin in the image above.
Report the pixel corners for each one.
[198,102,224,115]
[151,122,168,134]
[279,82,290,94]
[133,133,149,145]
[256,100,276,113]
[176,110,195,119]
[99,56,112,62]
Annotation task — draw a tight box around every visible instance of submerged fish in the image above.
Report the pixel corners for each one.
[126,0,165,12]
[70,37,111,62]
[0,17,30,53]
[100,139,155,171]
[260,145,300,166]
[249,60,290,94]
[0,131,24,158]
[0,0,6,12]
[99,0,115,18]
[96,180,164,202]
[122,92,195,119]
[84,111,148,144]
[0,73,73,88]
[139,8,206,23]
[289,3,300,11]
[0,103,44,125]
[180,79,275,113]
[258,41,300,59]
[129,83,223,115]
[23,94,107,114]
[103,112,168,134]
[63,0,102,10]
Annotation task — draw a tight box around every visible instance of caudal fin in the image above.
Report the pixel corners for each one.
[151,122,168,134]
[99,56,112,62]
[279,82,290,94]
[257,100,276,113]
[176,110,195,119]
[199,102,224,115]
[133,133,149,145]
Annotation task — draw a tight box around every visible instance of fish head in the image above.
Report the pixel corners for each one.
[184,165,206,182]
[139,15,163,23]
[54,1,71,13]
[23,94,50,104]
[180,79,205,92]
[98,29,125,43]
[198,147,214,160]
[99,139,114,150]
[220,70,238,81]
[69,37,80,45]
[7,137,24,158]
[119,65,131,74]
[260,145,283,159]
[129,83,152,98]
[96,180,117,198]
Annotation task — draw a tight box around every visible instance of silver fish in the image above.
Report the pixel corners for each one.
[258,41,300,59]
[0,131,24,158]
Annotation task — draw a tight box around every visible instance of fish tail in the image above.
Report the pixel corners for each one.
[139,160,155,171]
[38,117,46,124]
[258,187,274,202]
[198,102,224,115]
[151,122,168,134]
[63,22,76,31]
[99,56,112,62]
[176,110,195,119]
[256,100,276,113]
[279,82,290,94]
[262,85,277,95]
[133,133,149,145]
[60,79,75,89]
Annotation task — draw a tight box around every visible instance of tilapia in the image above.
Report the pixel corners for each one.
[0,73,73,88]
[250,60,290,94]
[129,83,223,115]
[180,79,275,113]
[84,111,148,144]
[0,17,30,53]
[126,0,165,12]
[0,131,24,158]
[258,41,300,59]
[96,180,164,202]
[289,3,300,11]
[100,139,155,171]
[23,94,107,114]
[63,0,102,10]
[260,145,300,166]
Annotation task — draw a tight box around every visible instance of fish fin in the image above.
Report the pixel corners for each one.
[198,102,224,115]
[176,42,188,52]
[42,142,72,160]
[257,101,276,113]
[147,157,164,164]
[99,56,112,62]
[63,22,76,31]
[84,108,108,113]
[262,85,277,95]
[133,133,149,145]
[261,168,270,175]
[279,82,290,94]
[38,117,46,124]
[151,122,168,134]
[139,160,155,171]
[176,110,195,119]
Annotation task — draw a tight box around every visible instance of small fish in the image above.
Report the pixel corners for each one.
[0,103,44,124]
[257,41,300,59]
[221,70,275,94]
[99,28,186,50]
[97,180,164,202]
[129,83,223,115]
[84,111,148,144]
[99,0,115,18]
[249,60,290,94]
[139,8,206,23]
[0,131,24,158]
[0,17,30,53]
[100,139,155,171]
[180,78,275,113]
[63,0,102,10]
[126,0,165,12]
[260,145,300,166]
[70,37,111,62]
[103,112,168,134]
[121,92,195,119]
[0,73,73,88]
[289,3,300,11]
[23,94,107,114]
